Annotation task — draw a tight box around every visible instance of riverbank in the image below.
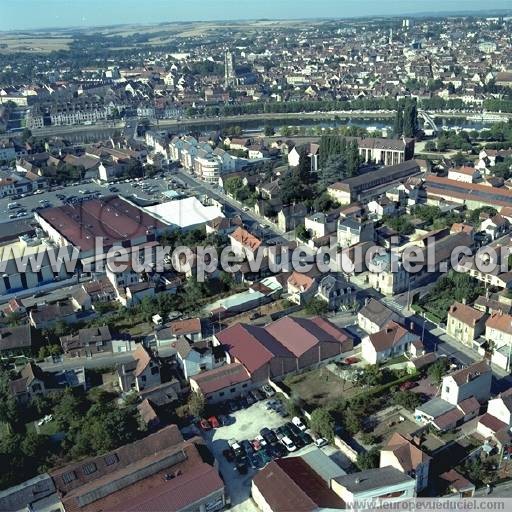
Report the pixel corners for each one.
[5,109,510,140]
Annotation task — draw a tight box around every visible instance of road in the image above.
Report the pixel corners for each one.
[176,169,286,238]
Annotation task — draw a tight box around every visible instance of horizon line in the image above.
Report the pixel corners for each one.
[2,8,512,34]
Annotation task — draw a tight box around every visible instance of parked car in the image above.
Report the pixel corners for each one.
[292,416,307,432]
[208,416,220,428]
[315,437,328,448]
[251,389,265,401]
[240,440,254,455]
[281,436,297,452]
[399,381,418,391]
[223,447,235,462]
[261,384,275,398]
[344,357,359,365]
[299,432,313,445]
[260,427,278,445]
[198,418,211,431]
[236,460,248,475]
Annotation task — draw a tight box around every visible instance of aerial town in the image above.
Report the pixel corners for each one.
[1,6,512,512]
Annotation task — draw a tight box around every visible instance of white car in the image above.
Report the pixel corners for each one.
[315,438,328,448]
[292,416,307,432]
[281,436,297,452]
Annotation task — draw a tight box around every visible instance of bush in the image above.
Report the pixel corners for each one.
[357,447,380,470]
[310,408,335,441]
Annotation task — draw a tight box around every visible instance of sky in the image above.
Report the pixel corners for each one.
[1,0,510,31]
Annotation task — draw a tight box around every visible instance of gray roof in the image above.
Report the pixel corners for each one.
[358,298,397,327]
[415,397,454,419]
[301,448,346,484]
[332,466,414,493]
[0,473,55,512]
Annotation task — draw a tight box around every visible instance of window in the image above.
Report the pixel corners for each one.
[219,392,224,397]
[151,366,159,375]
[230,387,236,393]
[242,383,248,388]
[62,471,76,484]
[104,453,119,466]
[82,462,97,476]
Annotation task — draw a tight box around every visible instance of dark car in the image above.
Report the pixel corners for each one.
[286,422,301,436]
[240,440,254,455]
[268,443,286,458]
[260,427,278,445]
[223,447,236,462]
[236,460,248,475]
[251,389,265,401]
[300,432,313,445]
[290,433,305,449]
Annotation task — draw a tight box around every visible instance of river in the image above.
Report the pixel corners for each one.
[24,115,500,144]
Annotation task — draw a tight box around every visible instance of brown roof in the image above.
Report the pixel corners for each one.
[439,470,475,492]
[448,302,486,326]
[253,458,345,511]
[433,407,464,430]
[486,312,512,335]
[287,271,315,292]
[169,318,201,337]
[51,425,185,501]
[109,462,223,512]
[190,363,251,395]
[384,433,431,473]
[0,324,33,352]
[230,227,262,252]
[457,396,480,415]
[368,321,416,352]
[36,196,164,252]
[449,360,491,386]
[478,412,508,434]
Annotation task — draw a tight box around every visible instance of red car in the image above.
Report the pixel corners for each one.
[199,418,212,430]
[400,381,418,391]
[344,357,359,365]
[208,416,220,429]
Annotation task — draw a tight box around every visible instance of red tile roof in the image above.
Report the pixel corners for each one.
[190,363,251,395]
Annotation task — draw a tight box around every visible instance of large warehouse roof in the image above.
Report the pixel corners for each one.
[144,197,224,229]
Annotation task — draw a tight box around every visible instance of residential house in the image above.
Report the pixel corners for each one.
[337,217,374,248]
[277,203,307,232]
[8,362,48,404]
[316,275,355,311]
[166,318,204,343]
[117,345,161,392]
[476,388,512,439]
[60,326,118,359]
[358,298,401,334]
[0,324,36,357]
[380,433,431,492]
[481,214,510,240]
[229,227,264,258]
[176,340,225,380]
[441,360,492,405]
[446,302,487,347]
[486,313,512,371]
[361,321,421,365]
[287,271,319,305]
[447,166,481,183]
[189,362,252,403]
[304,211,339,239]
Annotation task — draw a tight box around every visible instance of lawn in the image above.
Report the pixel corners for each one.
[284,367,359,408]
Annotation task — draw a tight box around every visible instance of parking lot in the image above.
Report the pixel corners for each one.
[0,173,182,224]
[197,396,349,511]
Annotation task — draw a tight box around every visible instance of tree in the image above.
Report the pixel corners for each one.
[310,408,335,441]
[264,125,275,137]
[295,224,311,242]
[357,447,380,470]
[188,391,206,418]
[427,359,449,385]
[305,298,329,315]
[0,368,19,431]
[424,141,436,152]
[392,390,421,410]
[21,128,32,143]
